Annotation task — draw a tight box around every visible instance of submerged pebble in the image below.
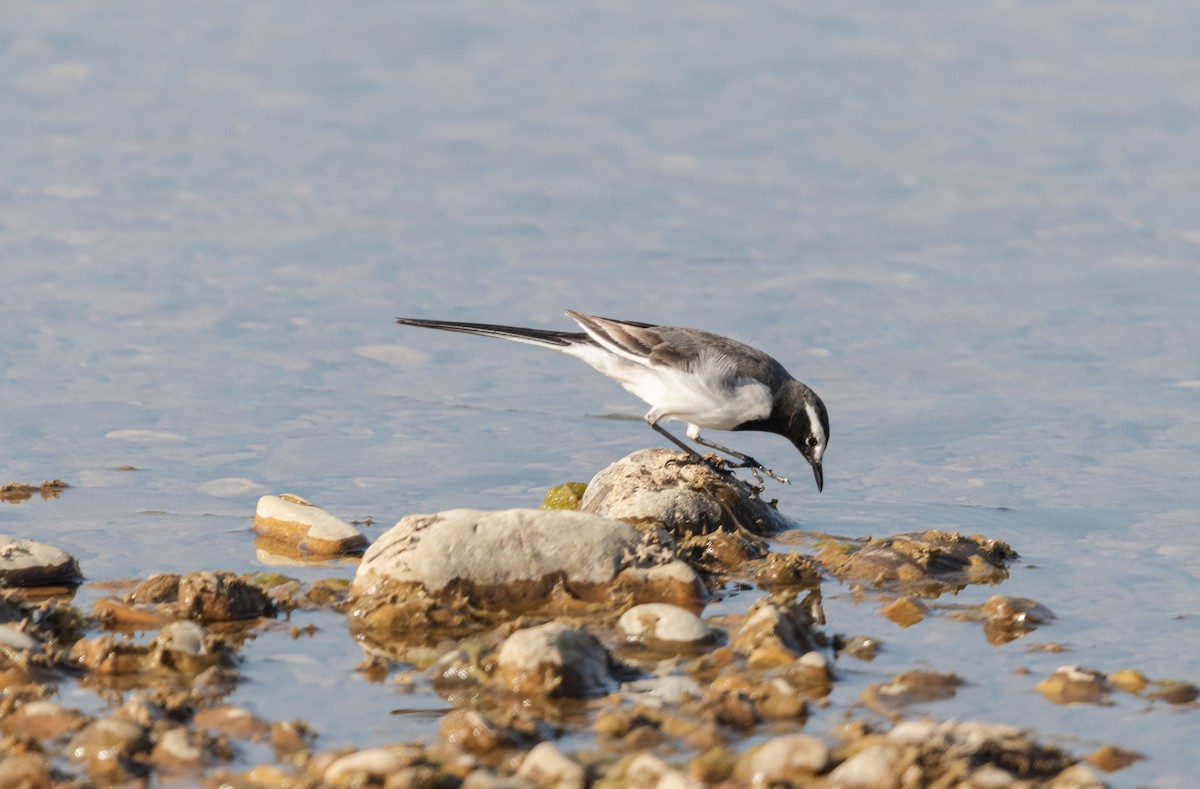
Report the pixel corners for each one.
[254,494,368,556]
[1035,666,1111,706]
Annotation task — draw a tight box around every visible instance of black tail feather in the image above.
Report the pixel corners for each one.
[396,317,584,348]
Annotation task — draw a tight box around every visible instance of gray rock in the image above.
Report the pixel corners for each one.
[516,741,586,789]
[496,622,615,697]
[0,535,82,587]
[617,603,712,646]
[825,743,903,788]
[738,733,831,782]
[580,449,793,536]
[351,508,705,612]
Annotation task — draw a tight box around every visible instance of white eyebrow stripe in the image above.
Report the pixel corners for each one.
[805,402,826,460]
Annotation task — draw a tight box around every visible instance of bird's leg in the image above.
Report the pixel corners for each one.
[647,421,734,476]
[691,435,790,485]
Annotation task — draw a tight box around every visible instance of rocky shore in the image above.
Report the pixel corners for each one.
[0,454,1182,787]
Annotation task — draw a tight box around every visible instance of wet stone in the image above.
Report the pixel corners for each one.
[878,596,928,627]
[617,603,713,648]
[1036,666,1111,705]
[817,530,1016,593]
[126,571,276,622]
[1085,744,1144,772]
[862,670,964,713]
[1147,679,1199,704]
[730,595,823,667]
[193,706,272,740]
[254,493,368,556]
[0,535,82,588]
[981,595,1055,644]
[150,727,205,774]
[0,753,55,788]
[67,717,150,777]
[837,634,881,661]
[351,508,706,618]
[496,622,616,698]
[1106,668,1147,693]
[735,733,830,784]
[438,709,516,754]
[516,741,586,789]
[0,700,87,741]
[580,448,794,537]
[324,744,425,786]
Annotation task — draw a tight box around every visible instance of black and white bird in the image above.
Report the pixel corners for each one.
[396,311,830,491]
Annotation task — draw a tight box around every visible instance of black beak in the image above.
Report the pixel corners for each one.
[812,461,824,493]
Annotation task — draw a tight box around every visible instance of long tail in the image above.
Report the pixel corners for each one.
[396,317,586,349]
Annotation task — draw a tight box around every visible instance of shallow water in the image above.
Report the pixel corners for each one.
[3,1,1199,784]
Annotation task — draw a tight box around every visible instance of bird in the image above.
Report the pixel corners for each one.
[396,310,829,491]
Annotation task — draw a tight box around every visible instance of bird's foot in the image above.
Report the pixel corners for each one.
[726,456,790,485]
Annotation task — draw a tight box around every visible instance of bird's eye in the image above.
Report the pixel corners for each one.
[806,436,816,448]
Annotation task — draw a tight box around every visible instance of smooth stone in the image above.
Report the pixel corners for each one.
[0,624,38,653]
[738,733,831,782]
[621,675,705,704]
[325,745,423,785]
[496,622,614,698]
[516,741,586,789]
[0,535,82,587]
[156,620,208,657]
[580,448,793,536]
[351,508,705,611]
[150,727,203,772]
[67,717,149,764]
[825,743,903,788]
[254,494,367,555]
[617,603,712,645]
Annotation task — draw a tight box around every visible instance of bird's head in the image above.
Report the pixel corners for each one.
[782,383,830,492]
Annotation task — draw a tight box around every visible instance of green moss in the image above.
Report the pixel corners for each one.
[540,482,588,510]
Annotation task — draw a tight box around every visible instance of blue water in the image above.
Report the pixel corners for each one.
[3,2,1198,785]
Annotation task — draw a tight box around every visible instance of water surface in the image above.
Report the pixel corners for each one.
[3,2,1198,785]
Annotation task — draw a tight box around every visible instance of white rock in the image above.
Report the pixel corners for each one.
[618,603,711,645]
[516,742,585,789]
[825,743,902,788]
[0,535,81,587]
[625,753,703,789]
[496,622,614,697]
[742,734,831,782]
[254,494,366,555]
[156,620,208,657]
[621,675,705,704]
[325,746,422,785]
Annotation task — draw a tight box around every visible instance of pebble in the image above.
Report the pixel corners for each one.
[1035,665,1111,705]
[496,622,615,697]
[254,494,367,556]
[617,603,712,646]
[0,535,82,588]
[516,741,586,789]
[324,745,424,785]
[736,733,830,783]
[67,717,149,775]
[825,743,903,788]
